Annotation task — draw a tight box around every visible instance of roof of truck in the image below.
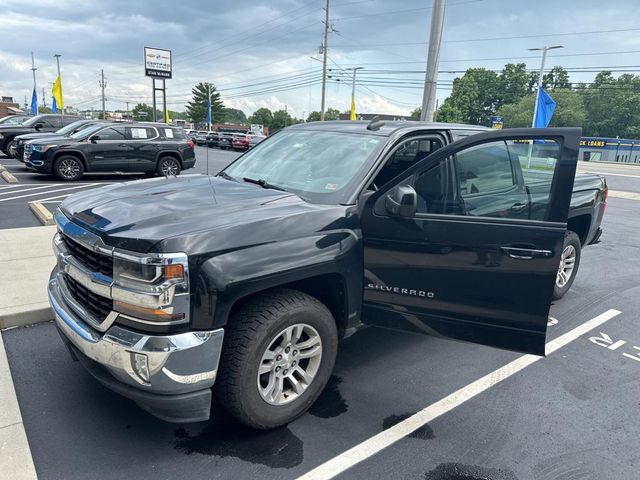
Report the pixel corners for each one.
[288,120,491,136]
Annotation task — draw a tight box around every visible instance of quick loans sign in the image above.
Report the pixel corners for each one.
[144,47,172,79]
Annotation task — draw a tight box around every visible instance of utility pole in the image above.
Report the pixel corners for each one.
[284,104,288,127]
[529,45,563,127]
[30,52,37,114]
[99,69,107,120]
[126,101,130,120]
[420,0,446,122]
[320,0,330,121]
[42,87,46,109]
[53,54,63,115]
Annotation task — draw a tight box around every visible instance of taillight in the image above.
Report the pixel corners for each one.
[187,140,195,150]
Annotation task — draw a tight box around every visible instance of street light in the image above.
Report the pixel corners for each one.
[528,45,563,128]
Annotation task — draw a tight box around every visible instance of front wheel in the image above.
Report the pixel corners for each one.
[157,156,181,176]
[7,140,18,159]
[53,155,84,181]
[553,231,581,299]
[217,289,338,429]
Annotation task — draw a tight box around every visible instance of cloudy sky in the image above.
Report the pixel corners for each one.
[2,0,640,118]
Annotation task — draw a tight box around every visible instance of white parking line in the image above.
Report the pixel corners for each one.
[0,184,102,202]
[0,185,63,196]
[296,309,622,480]
[33,193,77,202]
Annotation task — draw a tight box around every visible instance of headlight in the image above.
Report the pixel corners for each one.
[32,144,55,152]
[0,133,4,139]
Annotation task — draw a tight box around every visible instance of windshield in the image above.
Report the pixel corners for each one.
[0,116,26,125]
[57,121,89,135]
[223,130,384,204]
[21,116,44,127]
[70,124,104,139]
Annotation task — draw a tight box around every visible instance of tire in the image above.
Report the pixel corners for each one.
[156,156,181,176]
[217,288,338,429]
[53,155,84,181]
[7,140,18,159]
[553,231,581,300]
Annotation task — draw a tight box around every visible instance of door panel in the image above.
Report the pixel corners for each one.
[127,127,159,172]
[361,128,580,355]
[86,126,128,171]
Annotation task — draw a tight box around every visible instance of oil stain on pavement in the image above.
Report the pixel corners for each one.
[173,413,303,469]
[308,375,348,418]
[424,463,518,480]
[383,413,435,439]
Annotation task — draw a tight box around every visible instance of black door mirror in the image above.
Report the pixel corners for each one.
[90,135,100,143]
[385,185,417,218]
[33,122,44,130]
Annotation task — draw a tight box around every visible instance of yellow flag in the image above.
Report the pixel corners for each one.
[165,108,170,123]
[52,75,64,109]
[350,94,356,121]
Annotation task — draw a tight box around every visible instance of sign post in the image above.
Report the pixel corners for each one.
[144,47,172,123]
[490,115,504,129]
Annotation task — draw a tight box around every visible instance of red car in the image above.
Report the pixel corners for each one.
[232,135,251,151]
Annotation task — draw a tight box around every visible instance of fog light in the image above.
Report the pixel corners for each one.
[132,353,150,383]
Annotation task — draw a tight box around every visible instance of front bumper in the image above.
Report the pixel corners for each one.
[48,272,225,423]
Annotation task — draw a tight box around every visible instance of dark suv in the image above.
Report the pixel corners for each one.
[24,123,196,181]
[0,114,79,155]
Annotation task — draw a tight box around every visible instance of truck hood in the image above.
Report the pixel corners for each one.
[15,132,59,141]
[60,175,334,252]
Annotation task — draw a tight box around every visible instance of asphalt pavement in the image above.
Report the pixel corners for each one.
[0,146,241,229]
[3,197,640,478]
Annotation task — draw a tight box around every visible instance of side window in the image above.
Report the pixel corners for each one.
[414,139,560,221]
[95,127,126,141]
[62,116,78,126]
[372,136,443,188]
[129,127,156,139]
[42,116,60,128]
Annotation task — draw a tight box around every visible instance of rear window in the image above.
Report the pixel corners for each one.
[164,128,186,140]
[129,127,157,139]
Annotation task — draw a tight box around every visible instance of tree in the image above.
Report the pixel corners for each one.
[543,66,571,90]
[132,103,161,121]
[497,63,530,107]
[248,107,273,127]
[498,90,586,128]
[185,82,224,125]
[435,68,500,126]
[410,107,421,120]
[38,106,52,114]
[270,109,295,132]
[221,108,247,124]
[306,108,340,122]
[306,111,321,122]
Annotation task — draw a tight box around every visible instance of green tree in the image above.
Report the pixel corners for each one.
[248,107,273,127]
[221,108,247,124]
[435,68,500,126]
[270,109,295,132]
[185,82,224,125]
[543,66,571,90]
[498,90,586,128]
[306,111,321,122]
[38,106,52,114]
[497,63,530,107]
[131,103,161,121]
[410,107,421,120]
[580,72,640,137]
[306,108,340,122]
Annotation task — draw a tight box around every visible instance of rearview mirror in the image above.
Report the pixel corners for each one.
[385,185,417,218]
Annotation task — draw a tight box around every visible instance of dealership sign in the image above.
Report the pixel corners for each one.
[144,47,172,79]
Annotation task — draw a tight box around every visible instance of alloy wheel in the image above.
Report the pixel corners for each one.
[257,323,323,406]
[556,244,576,288]
[59,158,81,179]
[160,159,179,176]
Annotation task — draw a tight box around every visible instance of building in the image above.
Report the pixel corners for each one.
[579,137,640,164]
[0,96,23,118]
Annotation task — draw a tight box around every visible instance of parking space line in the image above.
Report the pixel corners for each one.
[608,190,640,201]
[32,193,76,202]
[0,184,102,202]
[0,185,63,196]
[296,309,622,480]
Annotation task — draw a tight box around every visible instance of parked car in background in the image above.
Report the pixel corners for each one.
[0,114,79,156]
[249,134,266,149]
[217,132,235,150]
[13,119,108,161]
[24,122,195,181]
[206,131,219,148]
[0,114,30,126]
[194,131,209,146]
[232,134,251,151]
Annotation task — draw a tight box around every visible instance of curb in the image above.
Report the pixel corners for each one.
[28,202,55,226]
[0,306,54,331]
[1,170,18,184]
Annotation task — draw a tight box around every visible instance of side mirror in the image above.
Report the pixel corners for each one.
[385,185,417,218]
[90,135,100,143]
[34,122,44,130]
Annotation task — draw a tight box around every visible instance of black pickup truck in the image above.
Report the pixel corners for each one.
[48,121,606,428]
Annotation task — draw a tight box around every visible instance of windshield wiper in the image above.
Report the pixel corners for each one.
[242,177,287,192]
[218,171,239,182]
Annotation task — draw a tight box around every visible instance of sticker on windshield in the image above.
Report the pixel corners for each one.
[325,183,338,190]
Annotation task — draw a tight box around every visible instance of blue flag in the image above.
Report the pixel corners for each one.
[206,98,211,125]
[52,97,58,113]
[534,87,556,128]
[30,88,38,115]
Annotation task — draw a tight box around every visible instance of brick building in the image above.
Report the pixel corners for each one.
[0,96,23,118]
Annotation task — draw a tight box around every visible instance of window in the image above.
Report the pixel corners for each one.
[414,139,560,221]
[128,127,157,139]
[43,116,61,128]
[94,126,126,141]
[372,137,443,188]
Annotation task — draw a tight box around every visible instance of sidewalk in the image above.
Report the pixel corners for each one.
[0,226,56,330]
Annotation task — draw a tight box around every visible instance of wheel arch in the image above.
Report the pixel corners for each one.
[52,150,88,170]
[567,213,591,245]
[155,150,183,167]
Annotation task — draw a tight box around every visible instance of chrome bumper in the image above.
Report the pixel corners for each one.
[48,271,224,396]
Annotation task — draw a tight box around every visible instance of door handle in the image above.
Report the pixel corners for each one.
[500,246,553,260]
[509,202,527,213]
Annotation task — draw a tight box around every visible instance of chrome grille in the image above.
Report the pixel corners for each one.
[64,274,113,320]
[61,234,113,277]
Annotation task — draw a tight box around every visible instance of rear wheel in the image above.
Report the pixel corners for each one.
[157,156,181,176]
[53,155,84,181]
[217,289,338,429]
[553,231,581,299]
[7,140,18,159]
